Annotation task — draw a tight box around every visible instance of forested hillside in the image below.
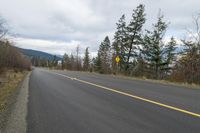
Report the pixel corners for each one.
[18,48,62,61]
[17,47,62,67]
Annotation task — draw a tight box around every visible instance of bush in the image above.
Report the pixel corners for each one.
[0,41,31,71]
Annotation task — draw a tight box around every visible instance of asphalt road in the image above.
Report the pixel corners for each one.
[27,68,200,133]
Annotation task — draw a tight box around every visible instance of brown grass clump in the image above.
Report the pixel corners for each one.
[0,70,27,112]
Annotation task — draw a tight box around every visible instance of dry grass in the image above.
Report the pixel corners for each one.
[58,70,200,89]
[109,74,200,89]
[0,70,28,112]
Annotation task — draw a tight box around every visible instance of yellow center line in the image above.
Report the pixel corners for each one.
[52,71,200,118]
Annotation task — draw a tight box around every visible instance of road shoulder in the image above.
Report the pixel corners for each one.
[3,72,31,133]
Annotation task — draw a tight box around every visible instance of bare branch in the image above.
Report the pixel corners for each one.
[0,16,8,40]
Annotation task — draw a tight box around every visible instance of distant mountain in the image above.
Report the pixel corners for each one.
[17,47,62,61]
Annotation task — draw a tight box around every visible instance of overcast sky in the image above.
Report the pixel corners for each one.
[0,0,200,56]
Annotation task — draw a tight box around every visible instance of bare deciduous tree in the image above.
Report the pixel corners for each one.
[0,16,8,40]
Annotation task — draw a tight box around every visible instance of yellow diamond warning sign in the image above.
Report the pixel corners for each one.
[115,56,120,63]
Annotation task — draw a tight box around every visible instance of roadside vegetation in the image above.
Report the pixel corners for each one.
[0,70,28,112]
[0,16,31,73]
[22,4,199,85]
[0,16,31,113]
[0,41,31,73]
[61,4,200,85]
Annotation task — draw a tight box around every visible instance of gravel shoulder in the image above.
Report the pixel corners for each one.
[1,72,31,133]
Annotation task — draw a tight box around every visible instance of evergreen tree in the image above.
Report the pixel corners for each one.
[132,53,147,77]
[163,37,177,74]
[98,36,111,73]
[93,53,101,72]
[83,47,90,71]
[63,53,71,69]
[112,14,127,71]
[142,13,168,79]
[125,4,146,71]
[52,55,58,67]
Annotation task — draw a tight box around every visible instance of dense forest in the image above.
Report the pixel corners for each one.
[62,4,200,85]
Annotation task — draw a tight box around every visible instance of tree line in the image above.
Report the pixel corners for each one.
[0,17,31,73]
[30,55,59,68]
[0,40,31,73]
[62,46,83,71]
[62,4,200,84]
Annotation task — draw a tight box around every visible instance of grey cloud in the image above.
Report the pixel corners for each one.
[0,0,200,55]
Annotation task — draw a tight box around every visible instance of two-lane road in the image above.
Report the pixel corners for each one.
[27,68,200,133]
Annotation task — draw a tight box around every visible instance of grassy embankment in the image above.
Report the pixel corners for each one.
[0,70,28,112]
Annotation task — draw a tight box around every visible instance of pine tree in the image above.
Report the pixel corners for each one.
[125,4,146,71]
[52,55,58,67]
[142,13,168,79]
[98,36,111,73]
[63,53,71,70]
[83,47,90,71]
[93,53,101,72]
[112,14,127,71]
[163,37,177,73]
